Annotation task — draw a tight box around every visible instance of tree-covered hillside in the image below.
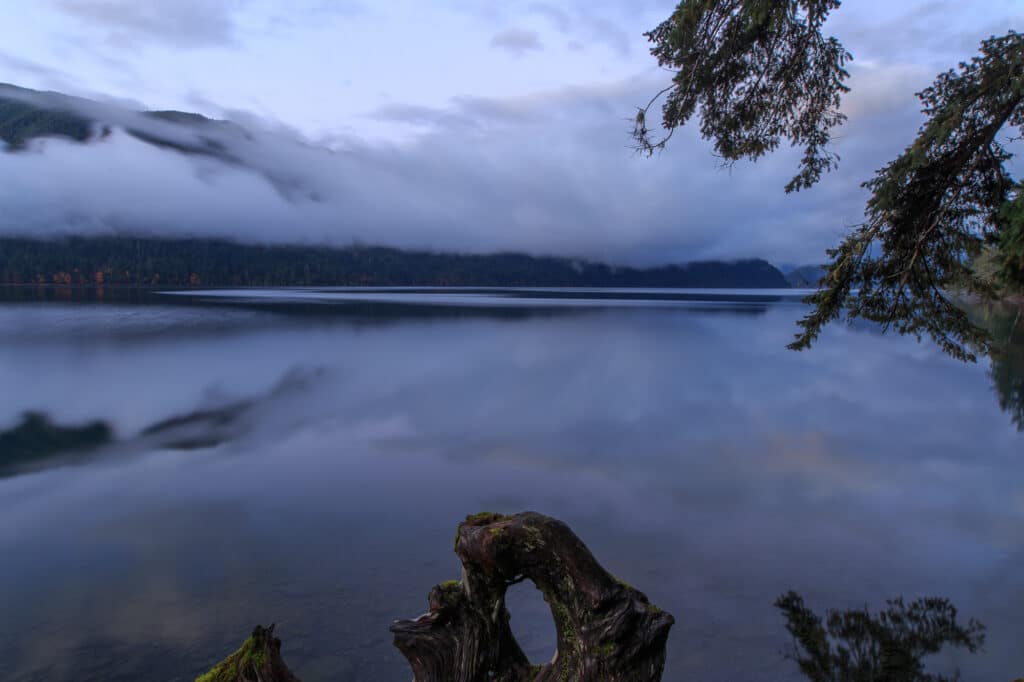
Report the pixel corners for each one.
[785,265,827,288]
[0,83,234,156]
[0,236,790,288]
[0,85,94,149]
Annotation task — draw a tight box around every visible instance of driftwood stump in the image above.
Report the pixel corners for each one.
[391,511,674,681]
[195,625,300,682]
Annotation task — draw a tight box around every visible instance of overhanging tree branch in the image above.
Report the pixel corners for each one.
[638,1,1024,361]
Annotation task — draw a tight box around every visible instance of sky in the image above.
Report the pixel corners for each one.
[0,0,1020,266]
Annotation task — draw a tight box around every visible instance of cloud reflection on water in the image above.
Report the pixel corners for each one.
[0,292,1021,680]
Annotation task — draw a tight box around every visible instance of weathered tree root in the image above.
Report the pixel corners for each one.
[197,513,673,681]
[195,624,300,682]
[391,511,674,681]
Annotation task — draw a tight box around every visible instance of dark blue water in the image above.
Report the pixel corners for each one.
[0,288,1021,681]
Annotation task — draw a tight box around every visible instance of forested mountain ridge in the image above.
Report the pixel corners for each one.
[0,83,239,157]
[784,265,827,288]
[0,86,94,149]
[0,236,791,288]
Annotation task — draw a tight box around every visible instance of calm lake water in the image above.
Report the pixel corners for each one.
[0,287,1022,681]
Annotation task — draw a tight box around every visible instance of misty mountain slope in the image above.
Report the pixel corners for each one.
[0,85,94,149]
[0,85,792,288]
[0,83,246,160]
[0,82,816,268]
[785,265,827,288]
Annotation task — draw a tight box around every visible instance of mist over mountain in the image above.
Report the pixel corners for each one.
[0,84,791,289]
[0,80,905,268]
[784,265,827,288]
[0,83,807,282]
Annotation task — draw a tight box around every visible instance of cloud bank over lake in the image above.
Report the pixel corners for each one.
[0,0,1018,265]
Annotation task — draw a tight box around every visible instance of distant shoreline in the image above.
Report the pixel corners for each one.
[0,235,793,289]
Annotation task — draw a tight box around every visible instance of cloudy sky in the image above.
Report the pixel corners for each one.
[0,0,1020,265]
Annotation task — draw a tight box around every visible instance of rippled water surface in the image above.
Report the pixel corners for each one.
[0,287,1021,681]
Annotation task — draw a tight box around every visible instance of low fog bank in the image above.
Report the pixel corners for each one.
[0,75,924,267]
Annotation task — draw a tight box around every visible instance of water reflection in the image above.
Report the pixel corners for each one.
[0,288,1021,681]
[992,347,1024,431]
[775,591,987,681]
[983,303,1024,431]
[0,413,112,477]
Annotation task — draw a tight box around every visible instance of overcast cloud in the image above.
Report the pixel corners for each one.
[491,28,544,55]
[0,0,1019,265]
[53,0,247,49]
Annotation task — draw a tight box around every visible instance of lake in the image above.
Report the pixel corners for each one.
[0,287,1021,681]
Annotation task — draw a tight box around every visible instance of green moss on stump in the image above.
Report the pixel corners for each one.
[465,511,508,524]
[435,580,463,607]
[195,626,292,682]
